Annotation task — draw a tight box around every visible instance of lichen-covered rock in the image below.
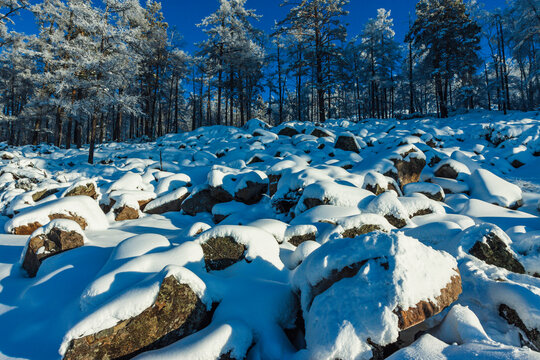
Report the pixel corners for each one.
[21,220,85,277]
[499,304,540,352]
[234,171,269,205]
[200,236,246,271]
[63,182,100,200]
[32,187,60,202]
[62,271,211,360]
[469,232,525,274]
[335,134,360,153]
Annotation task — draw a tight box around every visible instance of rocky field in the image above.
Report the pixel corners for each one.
[0,110,540,359]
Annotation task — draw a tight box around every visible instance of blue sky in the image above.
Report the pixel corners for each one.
[12,0,509,52]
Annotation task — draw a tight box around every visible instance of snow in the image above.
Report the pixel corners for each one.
[0,111,539,359]
[469,169,523,208]
[5,195,109,233]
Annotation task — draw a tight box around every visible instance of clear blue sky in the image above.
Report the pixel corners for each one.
[12,0,509,52]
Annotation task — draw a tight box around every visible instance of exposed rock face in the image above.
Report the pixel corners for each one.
[278,126,300,137]
[268,175,281,196]
[64,183,99,200]
[394,272,462,330]
[201,236,247,271]
[499,304,540,352]
[144,192,190,215]
[114,206,139,221]
[63,276,211,360]
[289,233,316,247]
[392,155,426,187]
[235,181,268,205]
[341,225,384,239]
[22,226,84,277]
[469,233,525,274]
[182,189,220,216]
[210,186,234,203]
[434,164,459,179]
[335,134,360,153]
[365,183,399,196]
[311,128,332,138]
[13,212,89,236]
[32,188,59,202]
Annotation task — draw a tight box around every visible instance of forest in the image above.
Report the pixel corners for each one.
[0,0,538,162]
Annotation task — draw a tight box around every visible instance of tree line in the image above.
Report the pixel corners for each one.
[0,0,539,162]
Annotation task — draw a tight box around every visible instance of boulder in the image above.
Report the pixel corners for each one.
[469,169,523,209]
[310,128,332,138]
[200,236,246,271]
[285,225,318,247]
[234,171,269,205]
[144,188,190,215]
[337,214,394,239]
[292,232,461,360]
[499,304,540,352]
[363,172,400,196]
[403,182,445,202]
[469,232,525,274]
[114,205,140,221]
[21,220,85,277]
[63,271,211,360]
[434,159,470,180]
[278,126,300,137]
[182,187,220,216]
[64,182,99,200]
[365,192,409,229]
[335,134,360,153]
[391,151,426,187]
[32,187,59,202]
[5,196,108,235]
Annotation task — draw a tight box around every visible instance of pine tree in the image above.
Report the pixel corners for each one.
[406,0,481,118]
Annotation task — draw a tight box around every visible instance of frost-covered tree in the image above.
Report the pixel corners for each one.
[278,0,349,122]
[198,0,264,126]
[406,0,481,118]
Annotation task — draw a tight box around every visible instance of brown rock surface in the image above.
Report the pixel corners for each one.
[63,276,211,360]
[201,236,246,271]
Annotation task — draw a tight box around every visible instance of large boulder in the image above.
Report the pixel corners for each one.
[21,220,86,277]
[62,267,213,360]
[469,169,523,209]
[195,225,282,272]
[461,224,525,274]
[335,133,361,153]
[182,186,220,216]
[365,191,409,228]
[63,181,100,200]
[5,196,108,235]
[292,232,461,360]
[234,171,269,205]
[144,188,190,215]
[391,149,426,187]
[434,159,470,180]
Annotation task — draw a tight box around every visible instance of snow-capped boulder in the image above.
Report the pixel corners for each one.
[390,148,427,187]
[234,170,269,205]
[181,186,220,216]
[336,214,394,238]
[398,194,446,219]
[278,125,300,137]
[195,225,282,271]
[6,196,108,235]
[62,180,100,200]
[434,159,470,180]
[311,127,333,138]
[296,181,373,215]
[469,169,523,209]
[499,304,540,352]
[21,219,86,277]
[403,182,445,202]
[362,171,400,196]
[461,224,525,274]
[144,188,190,215]
[62,267,213,360]
[292,232,461,360]
[285,224,318,246]
[365,191,410,228]
[335,133,361,153]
